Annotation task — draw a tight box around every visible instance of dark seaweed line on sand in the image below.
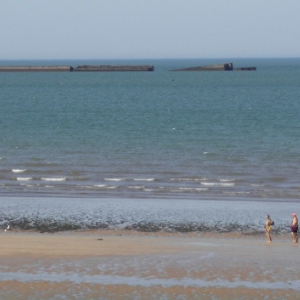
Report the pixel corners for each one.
[0,217,289,235]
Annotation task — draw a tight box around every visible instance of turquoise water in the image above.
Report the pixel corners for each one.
[1,58,300,200]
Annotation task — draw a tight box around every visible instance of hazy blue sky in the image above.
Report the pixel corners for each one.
[1,0,300,59]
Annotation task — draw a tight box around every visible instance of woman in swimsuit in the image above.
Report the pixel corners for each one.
[265,215,273,242]
[291,213,298,243]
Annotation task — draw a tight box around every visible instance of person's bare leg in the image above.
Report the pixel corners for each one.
[291,232,298,243]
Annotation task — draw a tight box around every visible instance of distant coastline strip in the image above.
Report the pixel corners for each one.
[171,63,256,71]
[0,65,154,72]
[0,66,72,72]
[0,63,256,72]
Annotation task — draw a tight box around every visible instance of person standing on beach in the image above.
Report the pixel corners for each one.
[265,215,273,242]
[291,213,298,243]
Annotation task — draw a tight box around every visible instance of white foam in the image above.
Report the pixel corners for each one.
[178,187,208,191]
[41,177,66,182]
[12,169,27,173]
[127,186,145,189]
[104,178,124,182]
[201,182,235,187]
[171,188,208,193]
[171,189,182,192]
[79,185,94,189]
[171,178,206,182]
[94,185,118,189]
[219,179,235,182]
[17,177,32,181]
[134,178,154,182]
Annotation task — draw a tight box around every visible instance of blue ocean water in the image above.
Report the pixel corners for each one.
[1,58,300,201]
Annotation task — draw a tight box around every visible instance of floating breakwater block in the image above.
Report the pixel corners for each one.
[73,65,154,72]
[171,63,234,71]
[0,66,72,72]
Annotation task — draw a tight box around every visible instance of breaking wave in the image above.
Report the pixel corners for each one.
[41,177,66,182]
[12,169,27,173]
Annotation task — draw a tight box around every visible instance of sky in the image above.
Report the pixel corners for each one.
[1,0,300,60]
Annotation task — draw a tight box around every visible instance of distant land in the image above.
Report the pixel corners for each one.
[0,65,154,72]
[0,63,256,72]
[171,63,256,71]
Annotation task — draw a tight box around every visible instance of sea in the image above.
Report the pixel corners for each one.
[0,58,300,233]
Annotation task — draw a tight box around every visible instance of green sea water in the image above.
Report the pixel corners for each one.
[0,58,300,200]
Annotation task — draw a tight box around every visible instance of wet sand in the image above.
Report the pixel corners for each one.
[0,230,299,299]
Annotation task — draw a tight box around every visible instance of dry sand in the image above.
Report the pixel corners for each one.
[0,230,299,299]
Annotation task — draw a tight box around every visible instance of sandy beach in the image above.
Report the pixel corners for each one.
[0,230,299,299]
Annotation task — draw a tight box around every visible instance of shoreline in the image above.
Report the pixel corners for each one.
[0,196,297,235]
[0,227,296,239]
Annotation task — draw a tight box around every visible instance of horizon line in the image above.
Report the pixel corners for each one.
[1,56,300,61]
